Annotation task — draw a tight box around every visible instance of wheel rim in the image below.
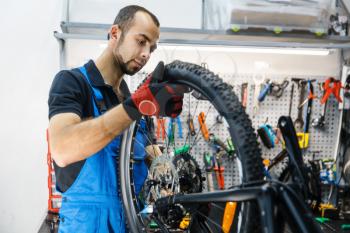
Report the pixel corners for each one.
[120,61,263,233]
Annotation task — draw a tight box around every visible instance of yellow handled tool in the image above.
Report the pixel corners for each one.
[222,202,237,233]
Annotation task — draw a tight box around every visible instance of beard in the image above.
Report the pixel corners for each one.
[113,42,140,76]
[119,59,138,75]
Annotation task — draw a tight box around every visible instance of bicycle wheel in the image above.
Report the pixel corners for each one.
[120,60,264,233]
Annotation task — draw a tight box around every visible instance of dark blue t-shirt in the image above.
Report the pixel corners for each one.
[48,60,131,192]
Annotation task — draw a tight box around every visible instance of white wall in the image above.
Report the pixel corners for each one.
[0,0,62,232]
[68,0,202,28]
[0,1,344,233]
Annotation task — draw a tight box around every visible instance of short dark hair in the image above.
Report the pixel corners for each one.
[108,5,160,40]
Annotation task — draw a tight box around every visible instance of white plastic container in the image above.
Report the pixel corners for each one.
[229,0,336,34]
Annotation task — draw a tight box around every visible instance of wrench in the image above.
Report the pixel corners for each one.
[312,83,327,128]
[292,79,307,132]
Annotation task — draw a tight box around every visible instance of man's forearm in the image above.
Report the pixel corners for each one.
[49,104,133,167]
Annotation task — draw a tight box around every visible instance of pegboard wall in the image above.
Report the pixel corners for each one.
[226,74,341,160]
[227,74,342,181]
[125,71,342,190]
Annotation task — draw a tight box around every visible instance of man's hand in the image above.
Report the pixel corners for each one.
[123,61,187,120]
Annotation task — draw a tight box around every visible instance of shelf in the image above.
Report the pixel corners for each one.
[54,21,350,49]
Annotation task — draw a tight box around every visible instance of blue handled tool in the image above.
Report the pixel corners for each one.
[257,124,276,149]
[258,80,272,102]
[167,116,183,143]
[176,116,183,138]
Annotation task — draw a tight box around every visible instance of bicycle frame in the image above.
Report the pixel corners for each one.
[155,116,323,233]
[155,180,322,233]
[121,115,323,233]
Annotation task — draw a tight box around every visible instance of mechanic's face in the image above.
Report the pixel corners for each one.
[112,12,159,75]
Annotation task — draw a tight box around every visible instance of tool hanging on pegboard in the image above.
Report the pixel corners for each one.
[241,83,248,110]
[198,112,210,141]
[203,152,215,191]
[253,74,265,113]
[187,114,196,136]
[168,72,343,191]
[167,116,183,144]
[270,80,289,98]
[297,80,316,149]
[258,79,289,102]
[288,82,295,116]
[312,82,328,129]
[156,117,166,141]
[320,77,343,104]
[292,78,307,132]
[257,123,278,149]
[312,78,343,129]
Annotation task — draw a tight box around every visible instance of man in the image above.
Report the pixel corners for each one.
[48,5,184,233]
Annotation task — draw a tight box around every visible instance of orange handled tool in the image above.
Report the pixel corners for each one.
[156,118,166,140]
[198,112,209,141]
[222,202,237,233]
[187,115,196,136]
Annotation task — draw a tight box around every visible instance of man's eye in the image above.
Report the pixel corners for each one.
[138,40,146,46]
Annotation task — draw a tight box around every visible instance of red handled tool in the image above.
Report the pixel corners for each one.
[321,77,343,104]
[156,118,166,140]
[241,83,248,110]
[213,151,225,190]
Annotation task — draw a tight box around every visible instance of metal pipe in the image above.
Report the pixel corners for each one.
[201,0,206,30]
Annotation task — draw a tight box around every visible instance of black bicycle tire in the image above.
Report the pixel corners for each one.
[120,60,264,233]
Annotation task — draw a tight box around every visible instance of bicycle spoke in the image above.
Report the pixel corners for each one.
[188,92,191,145]
[160,118,170,154]
[190,121,219,151]
[210,203,225,211]
[184,95,200,148]
[171,118,176,151]
[191,208,223,231]
[207,122,218,132]
[139,119,158,158]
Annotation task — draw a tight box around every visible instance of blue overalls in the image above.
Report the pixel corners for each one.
[58,65,149,233]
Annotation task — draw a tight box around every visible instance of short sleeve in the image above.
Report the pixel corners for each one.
[48,70,87,119]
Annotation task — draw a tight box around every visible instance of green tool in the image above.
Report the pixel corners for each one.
[315,217,329,223]
[149,220,158,228]
[203,152,214,191]
[227,138,235,157]
[209,134,229,152]
[175,144,190,156]
[315,217,336,232]
[168,118,175,144]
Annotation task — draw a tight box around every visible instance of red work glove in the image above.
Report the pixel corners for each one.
[123,61,186,120]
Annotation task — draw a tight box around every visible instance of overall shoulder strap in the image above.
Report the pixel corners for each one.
[78,66,106,116]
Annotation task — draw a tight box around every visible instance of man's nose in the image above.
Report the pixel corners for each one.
[140,47,151,61]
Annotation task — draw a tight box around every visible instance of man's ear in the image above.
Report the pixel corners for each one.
[109,25,121,40]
